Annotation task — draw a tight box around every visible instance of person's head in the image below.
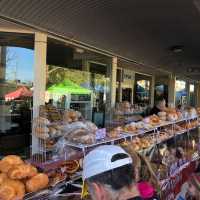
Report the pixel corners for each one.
[83,145,135,200]
[48,99,53,105]
[177,104,183,111]
[187,173,200,198]
[155,98,166,109]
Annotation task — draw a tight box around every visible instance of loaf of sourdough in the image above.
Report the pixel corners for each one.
[0,155,24,173]
[26,173,49,192]
[8,164,38,180]
[0,179,25,200]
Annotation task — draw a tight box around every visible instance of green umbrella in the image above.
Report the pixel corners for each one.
[47,79,91,95]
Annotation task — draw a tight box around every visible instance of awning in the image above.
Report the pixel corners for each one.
[47,79,92,95]
[5,86,32,101]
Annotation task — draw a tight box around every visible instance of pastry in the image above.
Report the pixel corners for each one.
[0,179,25,200]
[68,111,78,121]
[34,117,50,125]
[0,173,7,185]
[8,164,38,180]
[66,128,95,144]
[135,122,144,129]
[0,184,15,200]
[124,124,137,132]
[0,155,24,173]
[0,161,13,173]
[150,115,160,124]
[26,173,49,193]
[1,155,23,166]
[85,121,98,133]
[63,111,78,123]
[63,160,80,174]
[167,113,178,121]
[107,130,119,139]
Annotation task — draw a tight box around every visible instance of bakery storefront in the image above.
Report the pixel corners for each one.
[0,19,200,200]
[0,31,114,156]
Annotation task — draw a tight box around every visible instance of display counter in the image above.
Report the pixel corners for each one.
[1,105,200,199]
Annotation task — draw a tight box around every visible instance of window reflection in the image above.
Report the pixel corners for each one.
[46,66,110,127]
[175,80,187,105]
[0,46,33,156]
[134,74,151,106]
[46,40,111,128]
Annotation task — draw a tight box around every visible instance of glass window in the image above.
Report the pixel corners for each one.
[0,45,33,157]
[190,84,194,93]
[175,80,187,105]
[134,73,151,106]
[189,84,195,106]
[46,39,111,128]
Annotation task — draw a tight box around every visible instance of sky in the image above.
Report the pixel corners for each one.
[6,47,34,83]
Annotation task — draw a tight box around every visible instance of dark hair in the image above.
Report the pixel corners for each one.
[177,104,182,109]
[87,164,134,190]
[155,97,165,106]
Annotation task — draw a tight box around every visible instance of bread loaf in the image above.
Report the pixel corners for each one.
[8,164,38,180]
[26,173,49,192]
[0,161,13,173]
[0,173,7,185]
[0,155,24,173]
[0,184,15,200]
[0,179,25,200]
[1,155,23,165]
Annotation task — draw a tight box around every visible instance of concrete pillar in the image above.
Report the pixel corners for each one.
[168,75,176,106]
[186,81,190,106]
[150,75,155,107]
[0,47,6,81]
[196,82,200,107]
[32,32,47,154]
[111,57,117,108]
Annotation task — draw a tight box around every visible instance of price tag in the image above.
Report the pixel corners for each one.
[96,128,106,140]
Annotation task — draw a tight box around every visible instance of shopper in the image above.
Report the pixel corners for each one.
[82,145,140,200]
[150,98,166,115]
[83,145,159,200]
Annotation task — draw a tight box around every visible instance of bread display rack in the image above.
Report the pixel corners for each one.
[30,104,200,199]
[33,106,199,162]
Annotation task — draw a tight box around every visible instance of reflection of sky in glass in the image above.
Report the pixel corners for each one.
[175,80,186,92]
[190,84,194,93]
[137,80,150,90]
[6,47,34,83]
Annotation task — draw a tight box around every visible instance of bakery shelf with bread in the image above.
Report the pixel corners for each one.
[28,105,200,199]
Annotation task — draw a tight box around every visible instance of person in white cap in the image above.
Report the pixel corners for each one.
[82,145,141,200]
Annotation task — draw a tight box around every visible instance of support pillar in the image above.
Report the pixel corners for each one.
[0,47,6,81]
[150,75,155,107]
[32,32,47,154]
[111,57,117,108]
[168,75,176,106]
[196,82,200,107]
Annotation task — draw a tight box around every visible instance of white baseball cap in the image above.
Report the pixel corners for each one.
[82,145,132,180]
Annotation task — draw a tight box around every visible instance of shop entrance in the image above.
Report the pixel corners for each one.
[122,88,132,102]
